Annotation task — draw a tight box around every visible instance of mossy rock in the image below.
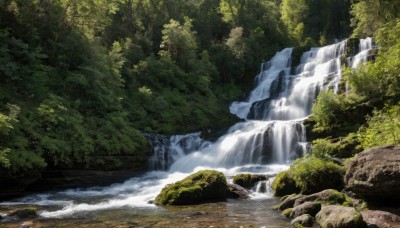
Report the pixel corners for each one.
[232,174,267,189]
[9,208,37,218]
[155,170,227,205]
[272,170,301,196]
[281,208,293,218]
[316,205,366,228]
[293,189,353,208]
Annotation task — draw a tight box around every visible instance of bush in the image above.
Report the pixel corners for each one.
[272,170,300,196]
[358,105,400,149]
[272,156,345,196]
[312,134,361,159]
[311,90,346,132]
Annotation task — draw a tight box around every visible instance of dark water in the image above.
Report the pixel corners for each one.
[1,197,290,227]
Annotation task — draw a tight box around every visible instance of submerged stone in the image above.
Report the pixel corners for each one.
[155,170,227,205]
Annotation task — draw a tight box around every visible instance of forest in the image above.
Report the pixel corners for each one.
[1,0,400,186]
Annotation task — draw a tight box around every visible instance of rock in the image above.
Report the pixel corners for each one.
[316,205,366,228]
[19,221,34,228]
[154,170,227,205]
[345,145,400,202]
[293,189,352,207]
[361,210,400,228]
[232,174,268,189]
[278,194,305,210]
[281,208,293,218]
[291,214,314,227]
[227,183,249,199]
[272,170,301,196]
[290,201,321,218]
[9,208,37,219]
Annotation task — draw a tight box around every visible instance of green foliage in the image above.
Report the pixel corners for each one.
[273,156,345,195]
[272,170,300,196]
[159,18,197,69]
[281,0,351,45]
[312,134,361,159]
[358,105,400,149]
[351,0,400,38]
[155,170,227,205]
[290,156,345,194]
[311,91,346,132]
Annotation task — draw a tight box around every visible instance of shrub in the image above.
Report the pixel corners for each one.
[358,105,400,149]
[272,156,345,196]
[272,170,300,196]
[312,134,361,158]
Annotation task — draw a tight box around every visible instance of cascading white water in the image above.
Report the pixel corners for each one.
[351,37,373,68]
[146,132,211,170]
[0,38,374,219]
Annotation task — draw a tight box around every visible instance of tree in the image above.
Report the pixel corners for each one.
[159,18,197,69]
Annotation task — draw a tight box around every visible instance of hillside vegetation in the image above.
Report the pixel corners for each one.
[0,0,399,184]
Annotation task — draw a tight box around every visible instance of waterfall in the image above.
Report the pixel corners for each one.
[2,38,374,218]
[145,132,211,170]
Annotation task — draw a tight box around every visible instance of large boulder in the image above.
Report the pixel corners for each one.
[155,170,227,205]
[316,205,366,228]
[345,145,400,201]
[361,210,400,228]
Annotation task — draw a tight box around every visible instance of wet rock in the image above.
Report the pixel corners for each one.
[278,194,305,210]
[345,145,400,202]
[9,208,37,219]
[227,183,249,199]
[316,205,366,228]
[155,170,227,205]
[290,201,321,218]
[291,214,314,227]
[293,189,352,207]
[281,208,293,218]
[361,210,400,228]
[232,174,268,189]
[19,221,34,228]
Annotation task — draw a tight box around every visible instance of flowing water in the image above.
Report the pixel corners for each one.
[0,38,373,227]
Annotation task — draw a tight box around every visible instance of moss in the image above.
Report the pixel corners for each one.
[281,208,293,218]
[155,170,227,205]
[9,208,37,218]
[232,174,267,189]
[272,156,345,196]
[272,170,301,196]
[280,193,298,202]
